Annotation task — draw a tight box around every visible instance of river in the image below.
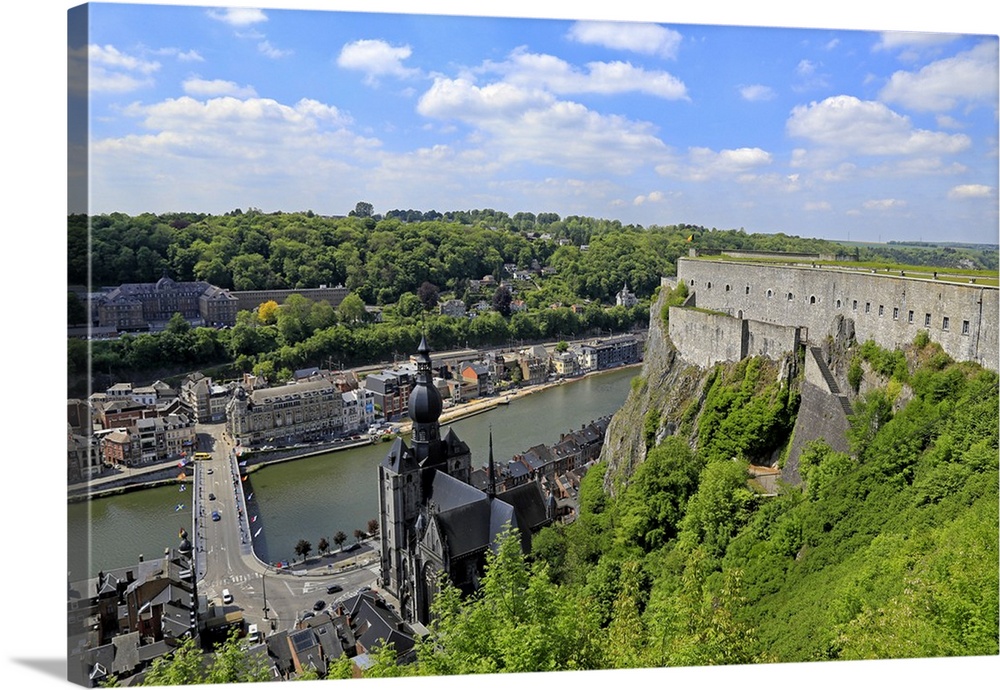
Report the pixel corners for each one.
[68,366,638,578]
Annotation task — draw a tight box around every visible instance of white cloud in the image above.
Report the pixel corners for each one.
[207,8,268,27]
[683,147,773,181]
[879,41,999,112]
[804,201,832,211]
[948,184,994,199]
[182,78,258,98]
[90,95,374,213]
[338,39,420,85]
[86,44,160,93]
[177,50,204,63]
[874,31,961,52]
[417,77,668,174]
[787,95,970,157]
[739,84,775,101]
[488,49,688,99]
[257,40,292,59]
[862,198,907,210]
[566,21,683,59]
[633,191,666,205]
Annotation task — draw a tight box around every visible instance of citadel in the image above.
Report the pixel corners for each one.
[666,255,998,373]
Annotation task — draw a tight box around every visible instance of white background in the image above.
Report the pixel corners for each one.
[3,1,997,689]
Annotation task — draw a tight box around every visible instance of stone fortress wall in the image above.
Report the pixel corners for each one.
[666,257,999,372]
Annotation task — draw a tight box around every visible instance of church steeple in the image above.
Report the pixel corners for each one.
[408,335,443,465]
[487,428,496,499]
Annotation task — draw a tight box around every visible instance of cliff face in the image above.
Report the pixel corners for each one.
[598,287,816,497]
[599,288,713,494]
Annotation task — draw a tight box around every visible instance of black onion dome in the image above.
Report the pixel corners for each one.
[408,373,443,423]
[408,336,443,424]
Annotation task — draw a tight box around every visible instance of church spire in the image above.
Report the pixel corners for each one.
[487,427,496,499]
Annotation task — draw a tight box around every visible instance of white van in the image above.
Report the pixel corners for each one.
[247,623,260,644]
[222,588,233,604]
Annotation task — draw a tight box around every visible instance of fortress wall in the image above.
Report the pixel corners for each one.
[668,307,746,368]
[746,320,800,360]
[676,258,998,371]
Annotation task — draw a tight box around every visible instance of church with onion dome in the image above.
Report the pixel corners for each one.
[377,337,553,625]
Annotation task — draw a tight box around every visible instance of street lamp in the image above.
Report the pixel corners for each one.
[262,573,269,620]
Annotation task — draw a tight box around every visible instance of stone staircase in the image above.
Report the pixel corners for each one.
[809,347,853,417]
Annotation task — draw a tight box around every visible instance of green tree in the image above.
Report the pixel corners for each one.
[337,292,366,324]
[334,530,347,550]
[294,538,312,562]
[204,628,272,684]
[139,635,204,686]
[317,537,329,555]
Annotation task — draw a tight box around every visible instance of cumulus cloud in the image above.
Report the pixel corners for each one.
[85,44,160,93]
[739,84,775,101]
[633,191,666,205]
[566,21,683,59]
[787,95,970,157]
[804,201,832,211]
[486,49,688,99]
[416,77,668,174]
[684,147,773,181]
[874,31,961,53]
[338,39,420,85]
[206,8,268,26]
[879,41,999,112]
[862,198,907,210]
[182,78,258,98]
[948,184,994,199]
[257,40,292,59]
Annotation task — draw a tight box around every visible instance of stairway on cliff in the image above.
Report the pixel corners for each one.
[809,346,854,417]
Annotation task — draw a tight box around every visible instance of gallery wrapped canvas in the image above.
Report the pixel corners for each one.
[59,1,998,689]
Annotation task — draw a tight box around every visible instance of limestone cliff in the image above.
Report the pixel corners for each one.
[598,287,838,497]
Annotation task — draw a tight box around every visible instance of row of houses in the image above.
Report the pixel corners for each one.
[365,334,642,420]
[71,535,418,686]
[470,416,612,523]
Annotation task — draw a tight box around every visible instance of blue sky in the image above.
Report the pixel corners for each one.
[71,2,1000,245]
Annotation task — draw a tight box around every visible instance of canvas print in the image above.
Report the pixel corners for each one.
[66,1,999,687]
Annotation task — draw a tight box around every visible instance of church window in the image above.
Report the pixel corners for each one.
[852,300,858,310]
[865,302,871,313]
[707,282,712,289]
[810,295,817,304]
[893,307,899,320]
[962,320,970,335]
[942,316,950,331]
[836,299,842,308]
[908,310,914,323]
[725,284,731,292]
[878,305,884,316]
[787,292,794,301]
[746,285,751,294]
[925,313,931,326]
[767,289,773,299]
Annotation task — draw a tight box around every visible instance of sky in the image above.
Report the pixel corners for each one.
[3,3,1000,690]
[70,1,999,245]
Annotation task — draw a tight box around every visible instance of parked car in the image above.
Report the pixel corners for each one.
[208,493,216,501]
[211,510,221,521]
[313,600,326,611]
[326,584,343,594]
[222,589,233,604]
[207,468,214,475]
[246,623,261,644]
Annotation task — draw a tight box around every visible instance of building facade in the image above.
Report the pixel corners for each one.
[96,276,238,331]
[226,377,345,447]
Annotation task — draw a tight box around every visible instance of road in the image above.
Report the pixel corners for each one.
[191,423,381,635]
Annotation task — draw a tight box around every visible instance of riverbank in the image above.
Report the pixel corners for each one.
[396,362,643,434]
[70,362,642,501]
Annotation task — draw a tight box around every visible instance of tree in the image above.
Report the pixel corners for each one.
[318,537,330,555]
[256,299,280,325]
[294,538,312,562]
[555,340,569,353]
[338,292,366,324]
[138,634,204,686]
[397,292,423,318]
[334,530,347,550]
[492,285,512,317]
[417,281,440,311]
[352,201,374,218]
[367,518,379,537]
[353,528,365,543]
[165,311,191,335]
[204,628,272,684]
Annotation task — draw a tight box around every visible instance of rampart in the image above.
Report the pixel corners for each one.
[668,258,999,372]
[668,307,801,369]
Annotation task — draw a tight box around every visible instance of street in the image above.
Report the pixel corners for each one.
[192,423,381,635]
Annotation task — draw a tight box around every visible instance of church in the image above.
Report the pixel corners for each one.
[377,337,553,625]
